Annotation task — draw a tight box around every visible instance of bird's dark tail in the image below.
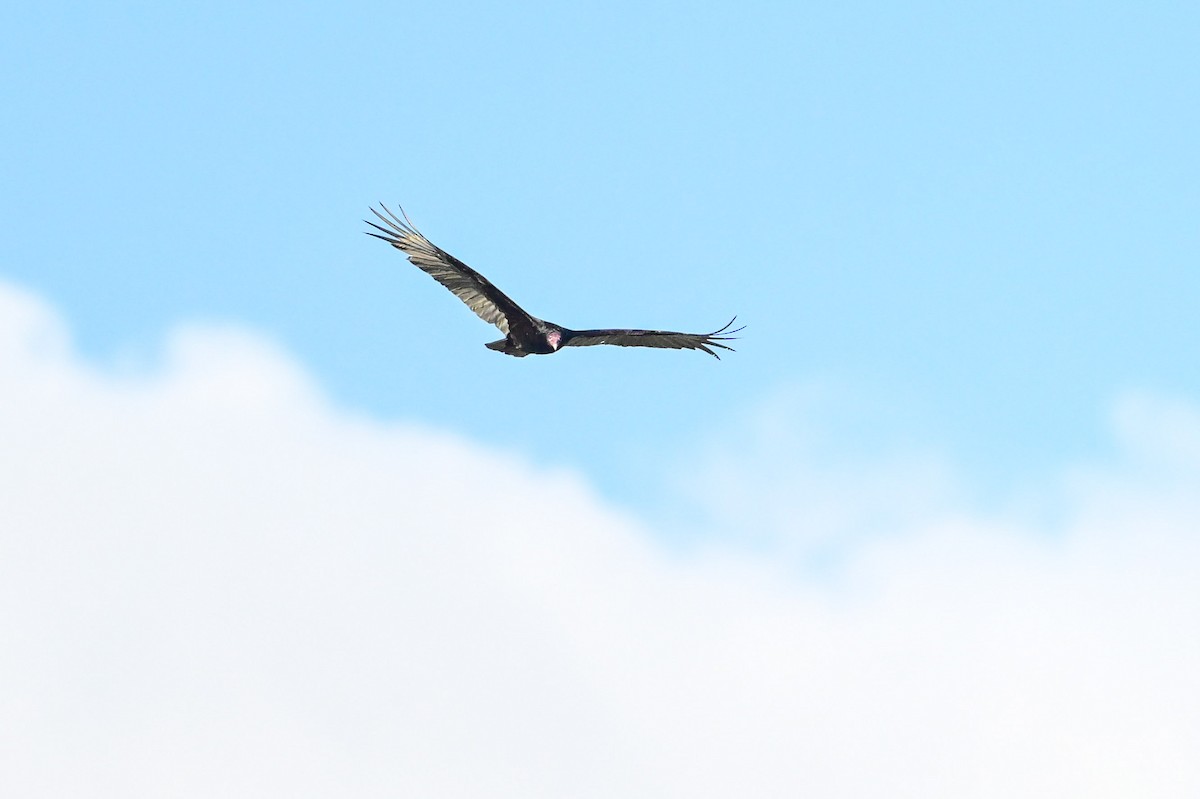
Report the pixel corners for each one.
[486,339,526,357]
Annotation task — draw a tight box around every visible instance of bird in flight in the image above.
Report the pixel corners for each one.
[364,205,743,358]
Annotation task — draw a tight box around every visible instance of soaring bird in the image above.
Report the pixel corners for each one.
[365,205,743,358]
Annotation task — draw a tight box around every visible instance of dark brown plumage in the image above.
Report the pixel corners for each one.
[365,204,743,358]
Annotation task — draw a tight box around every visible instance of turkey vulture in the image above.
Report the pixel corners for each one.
[364,205,743,358]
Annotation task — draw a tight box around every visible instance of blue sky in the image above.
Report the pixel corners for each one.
[3,3,1200,794]
[5,0,1198,509]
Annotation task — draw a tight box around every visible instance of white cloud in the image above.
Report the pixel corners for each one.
[1,279,1197,798]
[673,382,963,557]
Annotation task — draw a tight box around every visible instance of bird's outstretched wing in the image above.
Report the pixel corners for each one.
[562,318,744,358]
[365,204,535,336]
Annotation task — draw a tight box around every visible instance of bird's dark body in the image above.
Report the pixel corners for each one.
[364,205,742,358]
[488,325,561,357]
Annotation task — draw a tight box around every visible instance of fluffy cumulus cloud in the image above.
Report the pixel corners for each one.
[1,279,1197,798]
